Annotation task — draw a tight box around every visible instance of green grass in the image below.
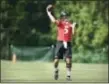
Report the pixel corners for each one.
[1,60,108,83]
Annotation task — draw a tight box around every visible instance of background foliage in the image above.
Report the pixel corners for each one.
[0,0,108,63]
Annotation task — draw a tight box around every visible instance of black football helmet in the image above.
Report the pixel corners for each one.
[60,11,69,18]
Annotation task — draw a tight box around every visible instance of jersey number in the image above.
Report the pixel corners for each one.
[64,26,69,34]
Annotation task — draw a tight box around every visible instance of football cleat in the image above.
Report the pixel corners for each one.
[66,76,72,81]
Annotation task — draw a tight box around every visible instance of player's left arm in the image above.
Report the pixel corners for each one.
[71,22,77,35]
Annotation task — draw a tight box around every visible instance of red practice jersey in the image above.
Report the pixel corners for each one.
[56,20,73,42]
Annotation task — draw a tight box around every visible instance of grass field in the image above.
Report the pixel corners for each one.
[1,60,108,83]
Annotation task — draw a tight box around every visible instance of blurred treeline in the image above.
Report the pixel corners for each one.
[0,0,108,62]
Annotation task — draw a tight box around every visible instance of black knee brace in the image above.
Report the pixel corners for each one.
[54,63,58,68]
[66,63,72,68]
[54,60,59,68]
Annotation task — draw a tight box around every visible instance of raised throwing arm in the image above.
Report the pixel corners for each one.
[46,5,56,23]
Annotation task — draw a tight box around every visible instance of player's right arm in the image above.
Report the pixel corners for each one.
[46,5,59,24]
